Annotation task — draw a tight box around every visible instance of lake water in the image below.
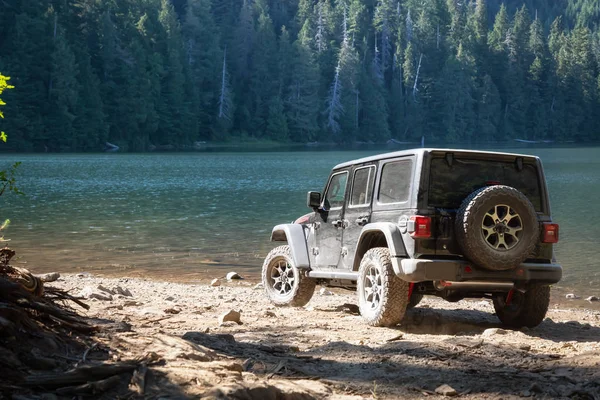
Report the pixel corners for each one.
[1,147,599,299]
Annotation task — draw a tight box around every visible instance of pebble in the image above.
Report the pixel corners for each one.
[529,383,542,393]
[165,296,175,301]
[79,286,112,301]
[518,344,531,351]
[585,296,599,302]
[435,384,458,397]
[264,311,276,318]
[319,288,334,296]
[210,278,221,287]
[37,272,60,283]
[97,285,115,295]
[226,272,243,280]
[91,292,112,301]
[565,293,580,299]
[482,328,507,337]
[219,309,242,325]
[115,286,133,297]
[253,283,264,290]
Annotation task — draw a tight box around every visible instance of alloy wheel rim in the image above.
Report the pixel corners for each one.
[269,258,296,296]
[363,265,382,310]
[481,204,523,250]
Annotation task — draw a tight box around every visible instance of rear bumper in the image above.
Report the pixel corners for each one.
[392,258,562,284]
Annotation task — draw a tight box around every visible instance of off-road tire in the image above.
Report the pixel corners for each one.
[455,185,539,271]
[357,248,410,327]
[407,293,424,309]
[493,285,550,328]
[262,245,316,307]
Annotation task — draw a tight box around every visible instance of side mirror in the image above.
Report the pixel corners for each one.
[307,191,321,209]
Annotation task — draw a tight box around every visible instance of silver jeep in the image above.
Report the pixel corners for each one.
[262,149,561,328]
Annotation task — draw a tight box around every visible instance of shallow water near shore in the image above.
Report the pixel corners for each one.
[1,146,599,302]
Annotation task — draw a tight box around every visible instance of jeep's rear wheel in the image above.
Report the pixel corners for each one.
[407,293,424,309]
[262,245,316,307]
[455,185,539,271]
[357,248,409,327]
[493,285,550,328]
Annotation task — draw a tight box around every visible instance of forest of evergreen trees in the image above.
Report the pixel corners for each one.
[0,0,599,151]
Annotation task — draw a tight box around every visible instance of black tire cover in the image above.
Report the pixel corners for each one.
[455,185,539,271]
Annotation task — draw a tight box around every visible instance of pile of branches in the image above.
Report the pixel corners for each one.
[0,248,160,397]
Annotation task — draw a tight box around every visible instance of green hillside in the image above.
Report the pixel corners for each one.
[0,0,599,151]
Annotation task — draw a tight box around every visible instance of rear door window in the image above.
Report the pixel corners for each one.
[378,160,412,204]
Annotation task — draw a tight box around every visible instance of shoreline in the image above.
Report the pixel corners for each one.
[34,272,600,399]
[58,268,600,312]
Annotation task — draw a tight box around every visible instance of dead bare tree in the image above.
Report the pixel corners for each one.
[413,53,423,100]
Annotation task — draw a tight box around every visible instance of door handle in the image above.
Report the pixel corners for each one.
[355,217,369,226]
[331,220,348,229]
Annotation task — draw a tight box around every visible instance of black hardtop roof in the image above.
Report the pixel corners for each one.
[333,148,539,170]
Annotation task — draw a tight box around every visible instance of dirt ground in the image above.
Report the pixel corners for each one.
[29,273,600,399]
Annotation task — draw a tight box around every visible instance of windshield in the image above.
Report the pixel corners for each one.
[428,157,542,211]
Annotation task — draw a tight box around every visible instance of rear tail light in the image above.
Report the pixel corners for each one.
[409,216,431,238]
[542,223,559,243]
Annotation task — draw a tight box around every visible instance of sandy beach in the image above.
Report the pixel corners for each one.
[11,272,591,399]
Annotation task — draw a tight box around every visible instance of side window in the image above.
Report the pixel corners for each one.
[350,166,375,206]
[324,171,348,210]
[378,160,412,204]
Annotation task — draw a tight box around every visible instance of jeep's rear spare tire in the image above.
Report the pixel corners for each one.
[455,185,539,271]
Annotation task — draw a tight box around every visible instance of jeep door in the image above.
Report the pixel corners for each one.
[340,164,377,269]
[314,169,349,269]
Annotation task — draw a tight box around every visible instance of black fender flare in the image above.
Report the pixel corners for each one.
[353,222,407,275]
[270,224,311,269]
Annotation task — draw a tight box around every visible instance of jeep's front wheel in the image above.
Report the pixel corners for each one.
[262,245,316,307]
[357,248,410,327]
[492,285,551,328]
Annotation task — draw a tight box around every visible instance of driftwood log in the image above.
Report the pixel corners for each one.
[25,352,162,388]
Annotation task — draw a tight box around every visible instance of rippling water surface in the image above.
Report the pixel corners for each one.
[1,147,598,296]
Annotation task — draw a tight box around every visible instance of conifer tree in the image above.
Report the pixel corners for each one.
[286,38,320,142]
[488,4,509,53]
